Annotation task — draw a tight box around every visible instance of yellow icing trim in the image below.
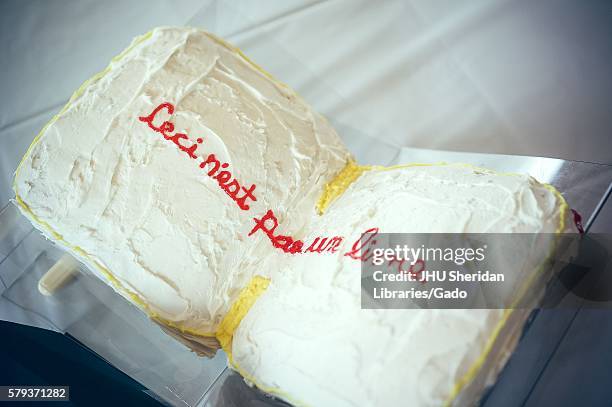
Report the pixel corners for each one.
[202,30,291,89]
[11,28,221,340]
[227,161,570,407]
[443,190,569,406]
[153,316,217,338]
[11,25,574,406]
[216,275,270,352]
[11,26,302,340]
[13,30,153,307]
[444,308,513,406]
[316,160,571,406]
[317,160,571,215]
[543,183,568,235]
[316,159,371,214]
[13,30,153,189]
[215,276,309,406]
[227,357,308,407]
[12,26,309,341]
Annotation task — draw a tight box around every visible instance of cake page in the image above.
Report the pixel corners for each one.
[13,27,350,337]
[231,164,574,407]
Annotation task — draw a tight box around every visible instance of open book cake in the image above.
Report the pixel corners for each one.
[14,27,575,406]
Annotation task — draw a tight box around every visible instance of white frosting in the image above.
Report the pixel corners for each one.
[14,27,349,334]
[15,26,576,407]
[232,165,574,407]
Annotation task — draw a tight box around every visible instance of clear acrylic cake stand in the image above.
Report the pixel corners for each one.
[2,1,612,406]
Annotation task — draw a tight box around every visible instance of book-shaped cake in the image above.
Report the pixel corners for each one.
[14,27,575,406]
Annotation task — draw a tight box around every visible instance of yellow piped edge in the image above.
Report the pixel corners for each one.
[11,25,574,407]
[442,183,569,406]
[12,30,159,325]
[216,275,270,353]
[11,27,298,341]
[10,26,298,402]
[316,159,371,214]
[217,275,307,407]
[203,30,291,90]
[316,160,571,407]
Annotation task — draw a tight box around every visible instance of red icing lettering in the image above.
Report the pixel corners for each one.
[249,209,304,254]
[306,236,344,253]
[138,103,385,259]
[139,102,175,132]
[235,184,257,211]
[345,227,379,262]
[140,103,258,212]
